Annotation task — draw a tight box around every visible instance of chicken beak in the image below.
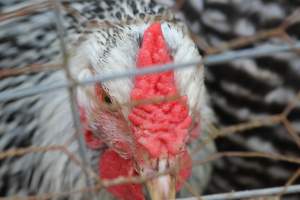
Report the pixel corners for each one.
[146,174,176,200]
[145,158,176,200]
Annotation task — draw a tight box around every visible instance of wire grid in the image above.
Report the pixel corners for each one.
[0,0,300,199]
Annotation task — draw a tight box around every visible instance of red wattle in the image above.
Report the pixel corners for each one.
[99,149,191,198]
[99,150,145,200]
[129,22,192,158]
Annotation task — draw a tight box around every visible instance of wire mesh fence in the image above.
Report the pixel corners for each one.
[0,0,300,200]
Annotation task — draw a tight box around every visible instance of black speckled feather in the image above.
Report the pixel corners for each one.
[179,0,300,197]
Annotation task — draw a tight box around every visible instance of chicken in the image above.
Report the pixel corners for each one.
[0,0,215,199]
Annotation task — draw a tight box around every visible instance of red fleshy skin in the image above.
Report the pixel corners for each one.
[176,151,192,191]
[129,23,192,157]
[99,150,145,200]
[79,106,103,149]
[84,129,103,149]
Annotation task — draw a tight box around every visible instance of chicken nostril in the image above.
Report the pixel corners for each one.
[137,33,143,48]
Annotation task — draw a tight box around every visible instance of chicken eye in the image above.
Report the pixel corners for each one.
[103,95,112,104]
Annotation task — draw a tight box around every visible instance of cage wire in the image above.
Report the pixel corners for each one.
[0,0,300,200]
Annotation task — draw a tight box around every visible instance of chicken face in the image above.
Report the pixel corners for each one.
[73,20,205,200]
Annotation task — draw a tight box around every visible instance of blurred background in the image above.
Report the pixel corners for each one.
[177,0,300,196]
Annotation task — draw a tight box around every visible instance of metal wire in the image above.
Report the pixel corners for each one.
[0,41,299,102]
[52,2,97,200]
[178,184,300,200]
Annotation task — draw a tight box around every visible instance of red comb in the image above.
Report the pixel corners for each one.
[129,23,192,157]
[99,150,144,200]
